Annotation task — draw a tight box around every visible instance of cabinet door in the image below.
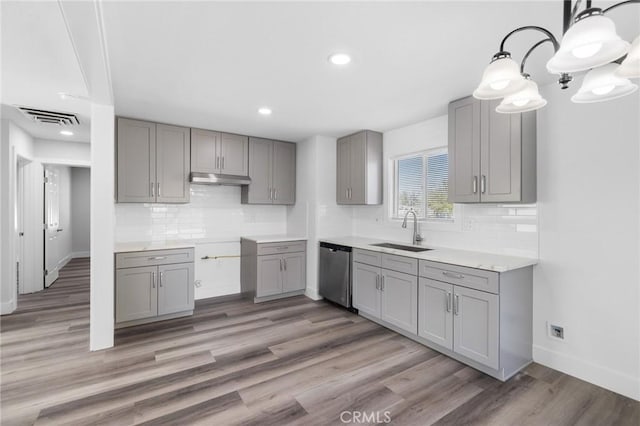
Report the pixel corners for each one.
[191,128,220,174]
[272,141,296,205]
[117,118,156,203]
[336,136,351,204]
[282,252,306,292]
[244,137,273,204]
[256,254,283,297]
[352,262,381,318]
[480,100,522,203]
[156,124,190,203]
[448,97,481,203]
[220,133,249,176]
[381,269,418,334]
[453,285,499,370]
[158,263,194,315]
[418,278,453,350]
[115,266,158,322]
[349,131,367,204]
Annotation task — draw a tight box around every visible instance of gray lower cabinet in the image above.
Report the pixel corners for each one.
[418,278,453,350]
[352,262,381,318]
[117,117,190,203]
[242,138,296,205]
[115,248,194,327]
[190,129,249,176]
[448,96,536,204]
[241,239,306,302]
[336,130,383,205]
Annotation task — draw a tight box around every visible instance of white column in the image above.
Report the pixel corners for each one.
[89,103,115,350]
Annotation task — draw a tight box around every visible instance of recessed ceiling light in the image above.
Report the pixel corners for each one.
[329,53,351,65]
[258,107,272,115]
[60,130,74,136]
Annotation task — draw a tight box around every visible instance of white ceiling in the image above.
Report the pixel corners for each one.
[1,1,91,143]
[2,2,638,144]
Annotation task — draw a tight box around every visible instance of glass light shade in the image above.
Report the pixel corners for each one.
[571,63,638,103]
[496,79,547,113]
[615,35,640,79]
[473,56,528,99]
[547,14,630,73]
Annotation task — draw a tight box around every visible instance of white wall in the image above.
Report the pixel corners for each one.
[35,139,91,166]
[533,84,640,400]
[115,184,288,299]
[71,167,90,256]
[1,120,36,314]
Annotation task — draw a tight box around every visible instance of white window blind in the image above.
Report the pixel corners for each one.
[393,149,453,222]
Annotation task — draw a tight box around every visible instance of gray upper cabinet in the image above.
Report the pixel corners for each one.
[116,117,190,203]
[242,138,296,205]
[117,118,156,203]
[448,96,536,204]
[191,130,249,176]
[156,124,190,203]
[336,130,383,205]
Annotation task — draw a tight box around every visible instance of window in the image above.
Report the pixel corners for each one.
[393,149,453,221]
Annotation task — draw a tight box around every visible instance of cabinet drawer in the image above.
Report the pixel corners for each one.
[116,248,195,269]
[257,241,306,256]
[418,260,499,294]
[353,249,382,267]
[381,253,418,275]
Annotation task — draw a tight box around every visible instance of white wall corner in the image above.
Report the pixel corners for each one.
[304,288,323,301]
[0,299,17,315]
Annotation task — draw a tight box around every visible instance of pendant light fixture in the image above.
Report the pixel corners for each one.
[615,35,640,78]
[572,63,638,102]
[474,0,639,111]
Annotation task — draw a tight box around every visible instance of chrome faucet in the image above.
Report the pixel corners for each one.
[402,209,423,245]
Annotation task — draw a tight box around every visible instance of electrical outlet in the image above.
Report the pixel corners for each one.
[194,280,202,288]
[549,324,564,340]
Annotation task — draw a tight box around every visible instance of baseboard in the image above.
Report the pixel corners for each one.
[72,251,90,258]
[304,288,323,301]
[533,344,640,401]
[58,254,72,269]
[0,299,16,315]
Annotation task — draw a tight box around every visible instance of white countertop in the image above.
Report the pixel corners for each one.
[114,241,196,253]
[241,235,307,243]
[320,236,537,273]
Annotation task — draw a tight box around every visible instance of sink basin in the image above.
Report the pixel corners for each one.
[371,242,433,252]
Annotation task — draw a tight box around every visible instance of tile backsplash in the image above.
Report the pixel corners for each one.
[115,185,287,244]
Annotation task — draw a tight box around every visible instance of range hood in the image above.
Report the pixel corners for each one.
[189,172,251,186]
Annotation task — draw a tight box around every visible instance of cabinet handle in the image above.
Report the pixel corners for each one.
[481,175,486,194]
[148,256,167,260]
[222,156,225,170]
[152,272,156,289]
[454,294,460,315]
[216,156,220,169]
[381,275,385,291]
[279,259,283,271]
[159,272,164,287]
[274,188,277,200]
[157,182,161,197]
[345,189,349,199]
[446,292,452,312]
[151,182,155,197]
[442,271,464,280]
[348,188,352,199]
[473,176,478,194]
[375,274,380,290]
[283,258,287,270]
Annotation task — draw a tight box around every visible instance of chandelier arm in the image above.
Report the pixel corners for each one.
[602,0,640,13]
[499,26,560,53]
[520,39,555,74]
[570,0,583,25]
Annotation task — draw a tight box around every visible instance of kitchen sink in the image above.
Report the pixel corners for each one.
[371,242,433,252]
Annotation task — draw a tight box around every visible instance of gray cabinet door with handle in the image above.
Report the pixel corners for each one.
[115,266,158,322]
[448,96,481,203]
[272,141,296,205]
[418,278,454,350]
[117,118,156,203]
[220,133,249,176]
[243,137,273,204]
[380,269,418,334]
[348,131,367,204]
[191,128,220,174]
[156,124,190,203]
[336,137,351,204]
[453,285,499,369]
[282,252,305,292]
[352,262,381,318]
[157,263,194,315]
[256,254,283,297]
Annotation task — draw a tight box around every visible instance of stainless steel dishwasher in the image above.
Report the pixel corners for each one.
[319,242,355,311]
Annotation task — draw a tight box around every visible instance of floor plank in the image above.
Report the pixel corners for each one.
[1,258,638,425]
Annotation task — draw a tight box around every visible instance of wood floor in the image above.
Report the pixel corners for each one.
[1,258,638,425]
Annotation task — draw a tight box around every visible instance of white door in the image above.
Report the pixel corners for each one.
[44,167,60,287]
